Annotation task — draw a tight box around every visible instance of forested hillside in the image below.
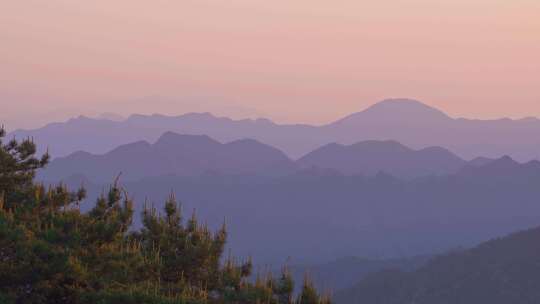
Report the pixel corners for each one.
[286,255,430,293]
[334,226,540,304]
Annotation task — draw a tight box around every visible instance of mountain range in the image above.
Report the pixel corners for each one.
[39,131,482,183]
[297,141,466,179]
[10,99,540,161]
[19,98,540,292]
[42,154,540,264]
[39,132,294,182]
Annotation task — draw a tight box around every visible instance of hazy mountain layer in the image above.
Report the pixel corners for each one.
[39,132,473,182]
[297,140,465,178]
[44,156,540,264]
[39,132,295,182]
[11,99,540,161]
[285,255,430,294]
[334,226,540,304]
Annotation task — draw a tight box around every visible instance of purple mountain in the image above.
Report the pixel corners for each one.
[43,155,540,263]
[40,133,477,182]
[39,132,295,183]
[9,98,540,161]
[297,140,466,179]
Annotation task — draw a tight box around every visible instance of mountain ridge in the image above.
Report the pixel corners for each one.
[10,98,540,161]
[39,133,488,182]
[297,140,465,179]
[39,132,296,183]
[42,153,540,264]
[330,98,452,127]
[333,226,540,304]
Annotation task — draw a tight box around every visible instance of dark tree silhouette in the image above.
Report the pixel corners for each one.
[0,127,331,304]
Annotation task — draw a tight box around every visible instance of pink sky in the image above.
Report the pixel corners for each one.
[1,0,539,130]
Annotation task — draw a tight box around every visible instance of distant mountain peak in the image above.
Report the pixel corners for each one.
[227,138,263,146]
[489,155,520,167]
[363,98,449,118]
[458,155,523,177]
[97,112,125,121]
[373,98,429,106]
[154,131,218,146]
[68,115,92,122]
[41,132,297,183]
[178,112,217,119]
[333,99,451,126]
[254,118,275,125]
[107,140,151,155]
[297,139,465,178]
[315,140,407,152]
[350,140,408,150]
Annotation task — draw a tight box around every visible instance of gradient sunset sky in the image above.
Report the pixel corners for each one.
[1,0,539,129]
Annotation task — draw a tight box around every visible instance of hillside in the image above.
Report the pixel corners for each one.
[334,226,540,304]
[286,255,430,293]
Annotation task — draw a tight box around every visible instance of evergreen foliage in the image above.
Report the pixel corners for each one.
[0,128,331,304]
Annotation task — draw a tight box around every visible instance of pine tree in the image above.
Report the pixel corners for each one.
[0,127,49,207]
[0,126,331,304]
[297,277,322,304]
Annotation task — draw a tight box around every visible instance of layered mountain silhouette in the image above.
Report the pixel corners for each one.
[42,154,540,264]
[330,99,451,127]
[456,155,540,183]
[333,226,540,304]
[10,99,540,161]
[11,99,540,161]
[297,141,465,178]
[39,132,295,183]
[39,132,478,182]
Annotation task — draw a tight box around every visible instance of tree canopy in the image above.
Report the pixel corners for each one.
[0,127,330,304]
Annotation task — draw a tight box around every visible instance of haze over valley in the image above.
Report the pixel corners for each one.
[20,99,540,268]
[3,1,540,302]
[10,99,540,162]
